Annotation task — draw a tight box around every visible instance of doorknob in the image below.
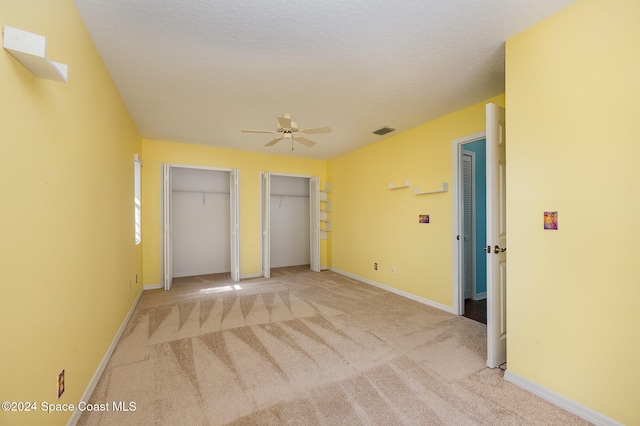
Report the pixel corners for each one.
[494,245,506,254]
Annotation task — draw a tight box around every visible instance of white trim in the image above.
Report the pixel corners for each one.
[452,131,486,315]
[67,287,144,425]
[241,273,262,280]
[473,291,486,301]
[330,268,455,314]
[143,283,163,290]
[504,371,623,426]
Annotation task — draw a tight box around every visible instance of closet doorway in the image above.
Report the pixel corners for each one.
[261,173,320,278]
[161,165,239,290]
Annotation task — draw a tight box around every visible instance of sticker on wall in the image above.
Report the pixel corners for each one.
[57,369,65,398]
[419,214,430,224]
[544,211,558,230]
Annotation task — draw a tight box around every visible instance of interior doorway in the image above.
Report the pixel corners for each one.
[453,132,486,316]
[261,172,320,278]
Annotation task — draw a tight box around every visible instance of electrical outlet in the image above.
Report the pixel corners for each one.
[374,262,378,271]
[391,266,396,275]
[57,370,65,398]
[136,274,138,284]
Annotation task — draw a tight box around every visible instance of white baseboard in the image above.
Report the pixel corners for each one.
[67,287,144,426]
[241,273,263,280]
[143,283,162,290]
[329,268,455,314]
[473,292,486,301]
[504,370,623,426]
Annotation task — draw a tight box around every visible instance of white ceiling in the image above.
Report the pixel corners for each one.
[73,0,575,160]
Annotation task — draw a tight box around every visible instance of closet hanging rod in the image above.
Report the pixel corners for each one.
[270,194,310,198]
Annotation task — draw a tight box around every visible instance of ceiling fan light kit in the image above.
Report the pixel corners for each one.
[242,114,331,149]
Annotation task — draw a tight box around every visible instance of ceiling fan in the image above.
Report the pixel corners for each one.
[242,114,331,148]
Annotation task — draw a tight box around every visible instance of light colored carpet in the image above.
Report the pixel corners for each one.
[78,267,589,425]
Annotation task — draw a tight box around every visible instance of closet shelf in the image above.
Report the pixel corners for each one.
[271,193,310,198]
[414,182,449,195]
[173,190,230,195]
[388,180,411,190]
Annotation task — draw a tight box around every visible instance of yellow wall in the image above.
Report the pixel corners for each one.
[0,1,142,425]
[140,139,328,285]
[328,95,504,307]
[506,0,640,423]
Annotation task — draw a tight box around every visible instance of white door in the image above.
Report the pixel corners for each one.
[261,173,271,278]
[162,164,173,290]
[486,103,507,368]
[310,177,320,272]
[230,169,240,282]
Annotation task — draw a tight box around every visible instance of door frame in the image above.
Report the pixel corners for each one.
[161,163,240,290]
[452,131,486,315]
[260,172,320,278]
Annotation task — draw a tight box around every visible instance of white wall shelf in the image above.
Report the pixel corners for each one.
[414,182,449,195]
[388,180,411,190]
[3,26,68,83]
[320,182,331,238]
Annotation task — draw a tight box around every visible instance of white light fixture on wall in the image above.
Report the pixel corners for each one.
[3,26,68,83]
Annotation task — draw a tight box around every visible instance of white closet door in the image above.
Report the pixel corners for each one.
[310,177,320,272]
[162,164,173,290]
[230,169,240,282]
[261,173,271,278]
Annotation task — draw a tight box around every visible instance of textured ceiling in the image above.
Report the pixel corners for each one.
[73,0,575,160]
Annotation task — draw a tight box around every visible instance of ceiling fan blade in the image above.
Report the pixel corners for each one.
[277,115,292,130]
[265,136,284,146]
[241,129,277,134]
[293,136,316,147]
[299,126,331,134]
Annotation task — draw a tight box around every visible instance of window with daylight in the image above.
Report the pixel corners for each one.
[134,154,142,245]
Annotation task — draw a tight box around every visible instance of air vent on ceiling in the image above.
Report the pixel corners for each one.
[372,126,395,136]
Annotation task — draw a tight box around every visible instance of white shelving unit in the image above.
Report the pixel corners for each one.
[3,26,68,83]
[320,182,332,240]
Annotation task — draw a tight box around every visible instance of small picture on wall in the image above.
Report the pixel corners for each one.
[544,211,558,230]
[419,214,430,224]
